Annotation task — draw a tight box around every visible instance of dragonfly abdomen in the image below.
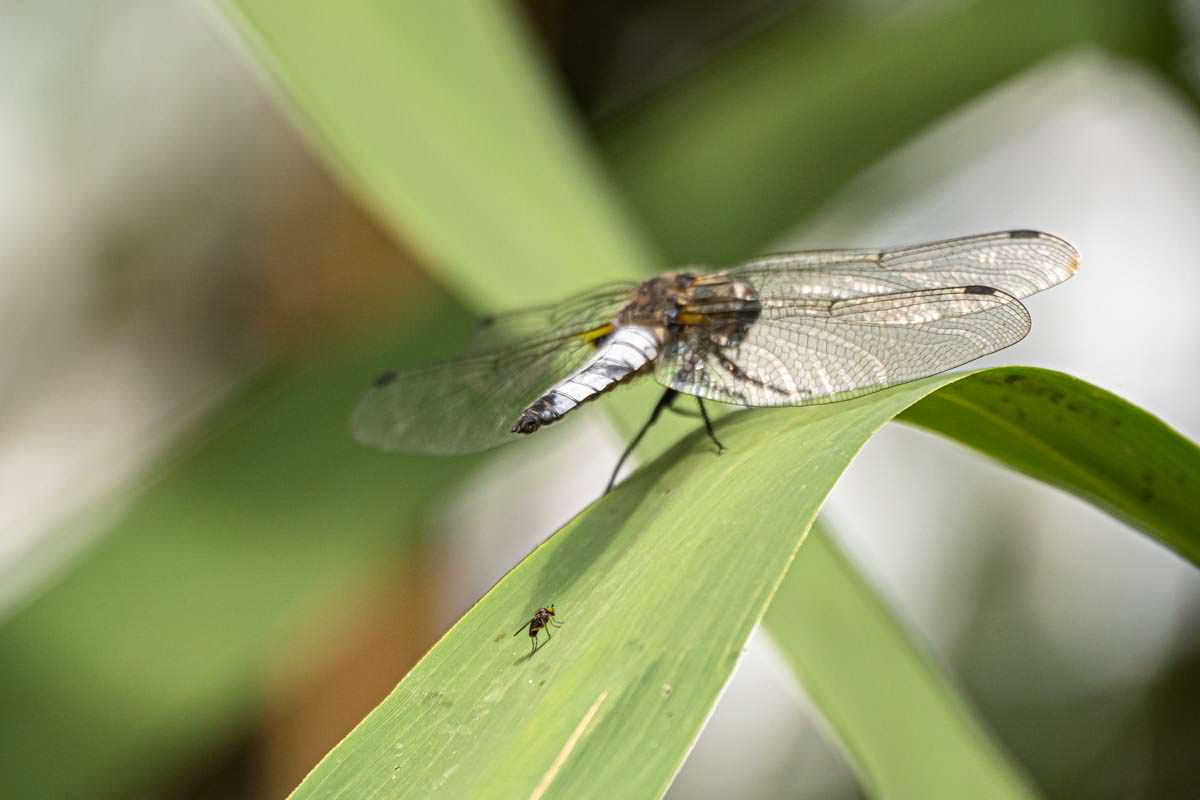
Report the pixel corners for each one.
[511,325,659,435]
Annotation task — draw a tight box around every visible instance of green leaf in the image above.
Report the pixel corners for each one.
[221,0,656,304]
[899,368,1199,559]
[765,524,1036,799]
[601,0,1180,264]
[290,367,1199,798]
[0,3,663,796]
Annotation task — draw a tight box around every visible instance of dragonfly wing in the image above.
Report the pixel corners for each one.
[657,285,1033,407]
[655,230,1075,407]
[463,282,639,356]
[353,339,595,454]
[728,229,1078,302]
[353,283,636,454]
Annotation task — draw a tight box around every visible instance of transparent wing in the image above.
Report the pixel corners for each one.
[656,230,1076,407]
[463,281,638,356]
[727,229,1078,304]
[658,285,1032,406]
[353,283,636,454]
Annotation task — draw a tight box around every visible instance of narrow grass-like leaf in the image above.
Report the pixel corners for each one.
[290,366,1199,798]
[221,0,655,304]
[765,524,1035,799]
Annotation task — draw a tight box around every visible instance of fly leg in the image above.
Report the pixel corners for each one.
[696,398,725,453]
[605,388,678,494]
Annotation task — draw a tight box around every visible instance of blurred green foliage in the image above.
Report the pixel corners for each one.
[0,307,478,795]
[0,1,1195,797]
[600,0,1183,263]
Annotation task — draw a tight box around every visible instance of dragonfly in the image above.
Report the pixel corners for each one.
[353,230,1078,491]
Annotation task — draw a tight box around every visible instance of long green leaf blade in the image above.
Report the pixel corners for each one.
[290,367,1199,798]
[222,0,655,303]
[766,525,1035,799]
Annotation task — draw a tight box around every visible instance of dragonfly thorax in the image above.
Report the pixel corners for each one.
[617,272,697,327]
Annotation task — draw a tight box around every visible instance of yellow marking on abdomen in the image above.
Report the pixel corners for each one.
[580,323,614,343]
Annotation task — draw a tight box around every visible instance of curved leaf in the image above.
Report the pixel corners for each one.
[290,367,1199,798]
[765,524,1036,799]
[899,368,1198,559]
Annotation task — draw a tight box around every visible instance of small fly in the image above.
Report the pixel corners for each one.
[514,604,561,654]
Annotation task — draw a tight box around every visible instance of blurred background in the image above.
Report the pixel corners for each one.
[2,1,1199,797]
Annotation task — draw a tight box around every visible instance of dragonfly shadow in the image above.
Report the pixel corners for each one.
[521,414,740,617]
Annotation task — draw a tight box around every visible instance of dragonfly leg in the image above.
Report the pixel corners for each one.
[605,388,678,494]
[697,398,725,452]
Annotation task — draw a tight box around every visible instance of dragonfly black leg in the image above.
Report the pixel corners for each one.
[605,388,678,494]
[696,398,725,452]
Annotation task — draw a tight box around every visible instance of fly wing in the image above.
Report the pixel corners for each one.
[656,231,1077,407]
[352,283,636,454]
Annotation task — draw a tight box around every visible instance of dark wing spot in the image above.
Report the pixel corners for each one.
[963,285,997,295]
[373,370,399,388]
[1008,229,1042,239]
